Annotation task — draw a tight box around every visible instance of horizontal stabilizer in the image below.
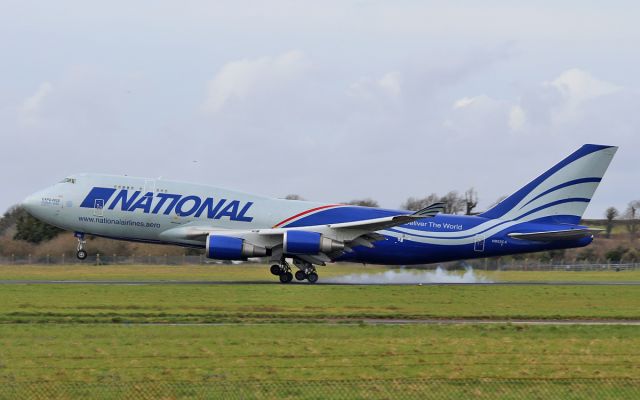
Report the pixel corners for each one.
[508,228,602,242]
[412,202,446,217]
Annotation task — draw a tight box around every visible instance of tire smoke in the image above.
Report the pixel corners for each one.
[326,266,492,284]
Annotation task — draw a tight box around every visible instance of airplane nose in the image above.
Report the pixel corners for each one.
[22,193,40,213]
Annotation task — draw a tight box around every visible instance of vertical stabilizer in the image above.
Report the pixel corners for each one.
[479,144,617,224]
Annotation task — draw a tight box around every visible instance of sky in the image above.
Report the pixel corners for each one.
[1,0,639,218]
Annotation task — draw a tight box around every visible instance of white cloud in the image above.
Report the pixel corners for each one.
[451,69,623,134]
[202,50,309,113]
[546,68,621,122]
[378,72,402,98]
[348,71,402,100]
[451,95,500,111]
[508,105,526,131]
[19,82,53,125]
[452,96,477,109]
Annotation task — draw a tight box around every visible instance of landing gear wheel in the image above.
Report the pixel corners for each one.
[75,233,87,261]
[76,250,88,260]
[270,264,282,276]
[307,272,319,284]
[295,270,307,281]
[279,272,293,283]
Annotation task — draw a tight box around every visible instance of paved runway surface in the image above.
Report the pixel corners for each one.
[138,318,640,326]
[0,280,639,285]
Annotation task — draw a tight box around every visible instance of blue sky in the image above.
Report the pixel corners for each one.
[2,1,639,217]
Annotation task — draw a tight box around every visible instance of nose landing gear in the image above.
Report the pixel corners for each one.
[75,232,88,260]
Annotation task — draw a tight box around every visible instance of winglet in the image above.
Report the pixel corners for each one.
[412,202,445,218]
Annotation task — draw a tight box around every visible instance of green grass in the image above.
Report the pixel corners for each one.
[0,324,638,382]
[0,283,638,323]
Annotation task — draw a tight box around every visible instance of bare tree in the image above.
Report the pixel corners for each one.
[604,206,619,239]
[401,193,440,211]
[625,200,640,240]
[440,191,465,215]
[464,188,479,215]
[344,198,379,208]
[284,194,305,200]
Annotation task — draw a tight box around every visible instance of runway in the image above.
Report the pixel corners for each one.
[0,280,639,285]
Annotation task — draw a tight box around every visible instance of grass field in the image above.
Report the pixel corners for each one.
[1,324,638,382]
[0,283,639,323]
[0,265,639,398]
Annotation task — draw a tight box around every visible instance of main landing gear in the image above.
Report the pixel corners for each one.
[294,259,318,283]
[75,232,88,260]
[294,266,318,283]
[270,259,319,284]
[270,260,293,283]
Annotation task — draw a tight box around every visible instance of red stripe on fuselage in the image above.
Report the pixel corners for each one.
[272,204,342,228]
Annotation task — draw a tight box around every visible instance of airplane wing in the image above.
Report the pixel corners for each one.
[508,228,602,242]
[325,202,445,232]
[159,203,446,261]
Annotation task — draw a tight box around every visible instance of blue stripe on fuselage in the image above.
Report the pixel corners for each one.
[79,187,117,208]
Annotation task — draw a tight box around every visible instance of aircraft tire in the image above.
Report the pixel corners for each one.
[295,270,307,281]
[307,272,318,284]
[270,264,282,276]
[279,272,293,283]
[76,250,87,260]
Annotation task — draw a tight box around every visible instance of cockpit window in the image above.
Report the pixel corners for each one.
[59,178,76,184]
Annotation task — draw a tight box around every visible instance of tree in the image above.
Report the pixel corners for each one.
[604,206,619,238]
[401,193,440,211]
[464,188,479,215]
[440,191,465,215]
[624,200,640,241]
[345,198,379,208]
[0,205,26,235]
[605,245,628,262]
[13,211,63,244]
[284,194,305,200]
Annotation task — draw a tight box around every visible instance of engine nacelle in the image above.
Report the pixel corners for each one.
[206,235,267,260]
[283,231,344,255]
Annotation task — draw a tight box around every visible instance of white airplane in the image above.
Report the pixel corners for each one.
[22,144,617,283]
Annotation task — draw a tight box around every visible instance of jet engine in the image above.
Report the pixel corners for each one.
[206,235,267,260]
[283,231,344,255]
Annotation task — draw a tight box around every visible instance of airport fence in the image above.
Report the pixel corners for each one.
[0,378,638,399]
[0,253,638,272]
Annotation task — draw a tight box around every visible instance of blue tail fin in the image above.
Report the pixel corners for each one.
[479,144,617,224]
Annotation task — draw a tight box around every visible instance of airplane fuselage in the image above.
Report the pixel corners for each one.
[23,173,592,265]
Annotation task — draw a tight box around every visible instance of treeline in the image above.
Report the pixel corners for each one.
[601,200,640,240]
